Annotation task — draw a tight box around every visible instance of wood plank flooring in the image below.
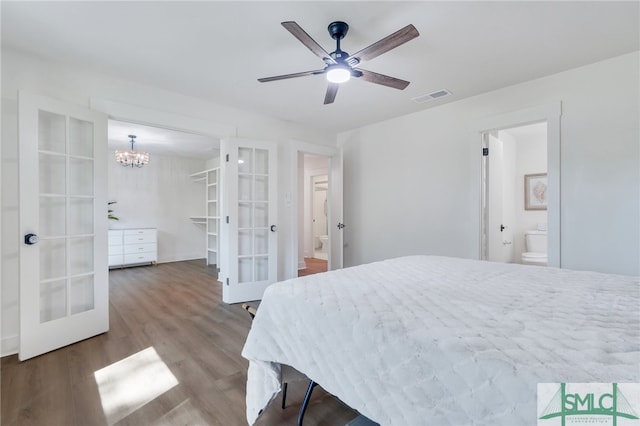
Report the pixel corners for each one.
[298,258,328,277]
[1,260,357,426]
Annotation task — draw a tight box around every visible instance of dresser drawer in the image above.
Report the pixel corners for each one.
[109,245,124,255]
[124,229,156,237]
[124,252,156,264]
[108,230,123,245]
[123,243,156,255]
[124,233,156,245]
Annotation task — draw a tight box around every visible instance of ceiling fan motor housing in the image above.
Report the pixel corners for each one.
[328,21,349,40]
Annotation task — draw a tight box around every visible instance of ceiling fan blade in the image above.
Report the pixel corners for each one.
[347,24,419,64]
[357,69,410,90]
[324,83,339,104]
[282,21,336,64]
[258,69,325,83]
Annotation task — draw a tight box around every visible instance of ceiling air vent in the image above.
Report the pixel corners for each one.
[412,89,452,104]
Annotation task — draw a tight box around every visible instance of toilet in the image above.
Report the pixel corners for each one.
[521,229,547,266]
[319,235,329,251]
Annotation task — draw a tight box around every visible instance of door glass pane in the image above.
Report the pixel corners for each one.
[254,230,268,255]
[238,175,252,201]
[39,153,66,195]
[69,118,93,157]
[40,238,66,280]
[239,258,252,283]
[255,257,268,281]
[238,148,252,174]
[70,275,94,315]
[40,279,67,323]
[38,110,66,153]
[69,198,93,235]
[254,203,268,228]
[69,237,93,275]
[238,230,252,256]
[238,202,251,228]
[254,176,268,201]
[69,158,93,196]
[255,149,268,174]
[40,196,66,237]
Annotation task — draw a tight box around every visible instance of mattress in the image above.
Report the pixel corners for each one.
[241,256,640,425]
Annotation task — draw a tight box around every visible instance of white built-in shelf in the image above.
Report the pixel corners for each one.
[191,167,220,267]
[190,171,207,182]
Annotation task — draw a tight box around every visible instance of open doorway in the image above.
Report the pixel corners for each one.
[482,122,548,265]
[298,153,330,276]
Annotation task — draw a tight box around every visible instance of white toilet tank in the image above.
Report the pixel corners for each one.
[525,230,547,253]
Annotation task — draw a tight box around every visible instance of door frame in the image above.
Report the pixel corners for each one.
[472,102,562,267]
[287,141,342,279]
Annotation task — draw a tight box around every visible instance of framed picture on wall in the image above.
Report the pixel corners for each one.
[525,173,547,210]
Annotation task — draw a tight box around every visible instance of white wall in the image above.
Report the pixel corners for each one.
[504,126,547,261]
[108,152,207,263]
[1,49,335,355]
[339,52,639,276]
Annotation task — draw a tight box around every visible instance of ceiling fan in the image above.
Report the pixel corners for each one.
[258,21,419,104]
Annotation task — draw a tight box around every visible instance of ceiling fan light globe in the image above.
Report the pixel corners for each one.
[326,67,351,83]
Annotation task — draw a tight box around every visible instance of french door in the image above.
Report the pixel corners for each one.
[18,92,108,360]
[220,139,277,304]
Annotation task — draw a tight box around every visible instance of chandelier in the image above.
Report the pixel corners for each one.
[115,135,149,168]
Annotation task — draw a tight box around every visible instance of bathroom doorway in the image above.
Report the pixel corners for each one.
[298,153,330,276]
[482,122,548,264]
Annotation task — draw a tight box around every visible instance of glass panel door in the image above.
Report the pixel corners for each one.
[221,139,277,304]
[19,91,108,361]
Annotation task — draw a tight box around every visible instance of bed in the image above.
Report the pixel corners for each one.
[241,255,639,425]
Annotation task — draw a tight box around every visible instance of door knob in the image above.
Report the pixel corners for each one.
[24,233,39,245]
[270,225,277,232]
[337,223,345,229]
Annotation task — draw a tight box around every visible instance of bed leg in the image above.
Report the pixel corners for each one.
[282,382,288,409]
[297,380,317,426]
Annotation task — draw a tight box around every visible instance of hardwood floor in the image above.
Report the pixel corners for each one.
[1,260,357,425]
[298,258,328,277]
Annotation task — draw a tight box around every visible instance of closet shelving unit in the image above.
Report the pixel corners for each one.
[190,167,220,267]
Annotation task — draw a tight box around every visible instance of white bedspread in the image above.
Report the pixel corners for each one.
[241,256,640,425]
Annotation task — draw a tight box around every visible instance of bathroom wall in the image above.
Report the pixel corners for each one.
[312,176,329,257]
[504,125,548,262]
[302,155,329,259]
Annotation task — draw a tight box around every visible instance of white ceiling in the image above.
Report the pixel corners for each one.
[2,1,638,151]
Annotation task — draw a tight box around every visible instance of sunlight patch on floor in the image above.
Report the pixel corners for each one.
[94,347,179,424]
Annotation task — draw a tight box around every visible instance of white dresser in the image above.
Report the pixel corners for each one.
[108,228,157,268]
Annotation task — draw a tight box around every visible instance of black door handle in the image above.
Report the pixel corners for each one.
[24,233,39,245]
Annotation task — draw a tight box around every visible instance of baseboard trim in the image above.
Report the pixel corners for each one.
[1,334,18,357]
